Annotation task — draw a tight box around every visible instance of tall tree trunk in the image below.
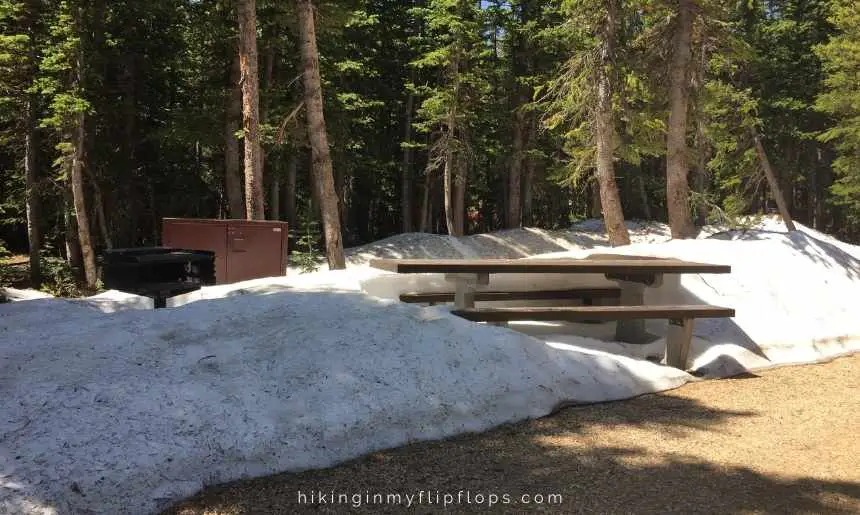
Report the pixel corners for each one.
[751,129,796,231]
[666,0,696,239]
[91,178,112,249]
[443,147,457,235]
[225,52,245,218]
[508,104,525,229]
[262,44,276,216]
[284,152,298,229]
[444,44,462,236]
[401,84,416,233]
[590,182,602,219]
[594,0,630,245]
[419,170,432,233]
[70,113,97,288]
[63,186,82,275]
[237,0,265,219]
[523,149,536,226]
[297,0,345,269]
[638,163,652,220]
[454,159,467,234]
[25,98,41,286]
[269,175,280,220]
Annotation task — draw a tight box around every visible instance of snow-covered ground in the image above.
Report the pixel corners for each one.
[1,217,859,514]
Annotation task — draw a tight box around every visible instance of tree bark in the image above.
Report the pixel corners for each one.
[297,0,346,269]
[419,169,432,233]
[638,164,652,220]
[91,178,112,249]
[25,98,41,286]
[666,0,697,239]
[70,113,97,288]
[454,159,467,234]
[443,146,457,235]
[590,182,602,219]
[752,130,796,231]
[262,44,276,216]
[63,185,82,274]
[284,152,298,230]
[269,176,280,220]
[523,148,536,226]
[593,0,630,245]
[508,104,525,229]
[225,51,245,218]
[237,0,265,219]
[443,43,463,236]
[401,85,416,232]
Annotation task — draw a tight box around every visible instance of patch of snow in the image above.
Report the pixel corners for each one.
[1,289,689,515]
[0,288,53,302]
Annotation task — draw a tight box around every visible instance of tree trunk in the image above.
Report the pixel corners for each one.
[63,186,82,275]
[665,0,696,239]
[25,98,41,286]
[225,52,245,218]
[237,0,265,219]
[401,85,416,232]
[752,130,796,231]
[444,43,462,237]
[419,169,432,233]
[454,159,467,235]
[297,0,346,269]
[443,148,457,235]
[593,0,630,245]
[508,104,525,229]
[262,44,276,215]
[70,113,97,288]
[638,166,652,220]
[269,176,280,220]
[590,182,602,219]
[523,153,536,226]
[91,178,112,249]
[284,152,298,229]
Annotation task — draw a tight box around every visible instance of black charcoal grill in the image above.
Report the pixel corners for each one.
[101,247,216,308]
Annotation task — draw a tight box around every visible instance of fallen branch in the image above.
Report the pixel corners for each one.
[276,101,306,145]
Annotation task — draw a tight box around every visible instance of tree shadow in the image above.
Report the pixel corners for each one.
[161,391,860,515]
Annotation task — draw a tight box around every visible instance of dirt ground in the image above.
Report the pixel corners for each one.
[164,354,860,514]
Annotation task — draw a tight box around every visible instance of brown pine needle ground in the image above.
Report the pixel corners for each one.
[164,354,860,514]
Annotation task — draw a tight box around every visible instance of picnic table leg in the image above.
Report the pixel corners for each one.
[444,273,489,309]
[665,317,695,369]
[614,281,647,343]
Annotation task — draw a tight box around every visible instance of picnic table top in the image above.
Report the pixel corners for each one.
[368,257,731,275]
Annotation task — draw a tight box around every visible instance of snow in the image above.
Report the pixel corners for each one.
[2,217,859,514]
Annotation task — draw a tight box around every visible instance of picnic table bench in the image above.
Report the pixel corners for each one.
[369,255,734,369]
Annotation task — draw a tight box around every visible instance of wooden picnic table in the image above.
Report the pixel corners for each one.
[369,256,731,345]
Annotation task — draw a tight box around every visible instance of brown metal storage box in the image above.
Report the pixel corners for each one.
[162,218,288,284]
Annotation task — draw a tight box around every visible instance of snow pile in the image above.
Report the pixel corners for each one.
[0,289,688,515]
[346,220,675,264]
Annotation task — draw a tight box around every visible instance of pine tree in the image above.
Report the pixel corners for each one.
[297,0,345,269]
[816,0,860,229]
[544,0,635,245]
[412,0,486,236]
[237,0,265,219]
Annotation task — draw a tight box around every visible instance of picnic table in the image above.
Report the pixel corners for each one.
[369,255,734,369]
